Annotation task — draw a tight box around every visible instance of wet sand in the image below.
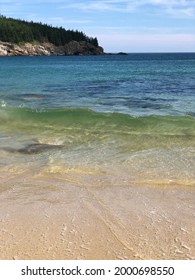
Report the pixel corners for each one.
[0,173,194,260]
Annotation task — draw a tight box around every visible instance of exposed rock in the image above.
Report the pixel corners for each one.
[0,41,104,56]
[3,143,63,154]
[105,52,128,55]
[117,52,128,55]
[0,44,8,55]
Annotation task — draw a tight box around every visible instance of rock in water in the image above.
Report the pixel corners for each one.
[3,143,63,154]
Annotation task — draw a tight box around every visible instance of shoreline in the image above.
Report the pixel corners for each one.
[0,41,104,56]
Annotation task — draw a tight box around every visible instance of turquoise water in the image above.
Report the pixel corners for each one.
[0,53,195,116]
[0,53,195,188]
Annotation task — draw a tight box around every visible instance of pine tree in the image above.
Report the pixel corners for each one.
[0,15,99,47]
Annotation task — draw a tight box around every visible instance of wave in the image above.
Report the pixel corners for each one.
[0,106,195,137]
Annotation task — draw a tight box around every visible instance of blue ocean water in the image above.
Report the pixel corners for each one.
[0,53,195,189]
[0,53,195,116]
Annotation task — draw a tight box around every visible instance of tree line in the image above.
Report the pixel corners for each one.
[0,15,99,47]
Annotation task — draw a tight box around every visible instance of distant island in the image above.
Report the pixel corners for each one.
[0,15,104,56]
[106,52,128,55]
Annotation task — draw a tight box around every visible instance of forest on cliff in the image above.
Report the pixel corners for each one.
[0,15,99,47]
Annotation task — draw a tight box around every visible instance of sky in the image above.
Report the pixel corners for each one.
[0,0,195,52]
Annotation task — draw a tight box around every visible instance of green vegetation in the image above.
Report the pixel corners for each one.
[0,15,99,47]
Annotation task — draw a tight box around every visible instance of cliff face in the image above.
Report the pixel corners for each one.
[0,41,104,56]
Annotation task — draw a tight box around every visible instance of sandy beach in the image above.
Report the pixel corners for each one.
[0,171,194,260]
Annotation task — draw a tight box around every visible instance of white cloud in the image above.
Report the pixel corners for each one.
[48,17,91,24]
[68,1,128,12]
[67,0,195,17]
[2,1,194,18]
[166,6,195,17]
[147,0,195,17]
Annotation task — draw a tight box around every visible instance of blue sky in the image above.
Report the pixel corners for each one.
[0,0,195,52]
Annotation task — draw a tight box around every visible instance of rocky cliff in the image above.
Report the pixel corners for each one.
[0,41,104,56]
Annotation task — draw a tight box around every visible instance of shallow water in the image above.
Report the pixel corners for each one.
[0,107,194,188]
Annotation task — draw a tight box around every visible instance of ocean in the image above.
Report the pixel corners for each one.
[0,53,195,187]
[0,53,195,259]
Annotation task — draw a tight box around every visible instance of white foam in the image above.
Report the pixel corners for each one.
[38,137,64,146]
[0,100,6,107]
